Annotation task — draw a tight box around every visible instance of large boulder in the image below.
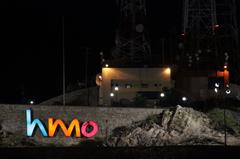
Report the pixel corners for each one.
[106,105,240,146]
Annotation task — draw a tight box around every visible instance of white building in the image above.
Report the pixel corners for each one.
[97,67,172,106]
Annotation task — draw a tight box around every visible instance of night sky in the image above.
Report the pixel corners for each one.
[0,0,190,104]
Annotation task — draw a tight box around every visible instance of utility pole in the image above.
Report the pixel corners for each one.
[161,38,165,65]
[224,104,227,146]
[62,16,66,106]
[85,48,89,106]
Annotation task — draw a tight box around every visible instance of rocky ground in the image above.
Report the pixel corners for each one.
[106,105,240,146]
[0,121,38,147]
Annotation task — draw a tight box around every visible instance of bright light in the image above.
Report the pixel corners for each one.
[105,64,109,68]
[164,67,171,75]
[214,24,220,28]
[224,65,228,69]
[114,86,119,91]
[160,93,165,98]
[110,93,114,97]
[182,97,187,102]
[29,100,34,105]
[226,89,231,95]
[98,75,102,80]
[215,83,220,88]
[214,88,218,93]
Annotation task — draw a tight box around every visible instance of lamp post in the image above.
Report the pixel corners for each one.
[159,92,165,107]
[114,86,119,104]
[62,16,66,106]
[214,82,231,146]
[224,86,231,146]
[160,92,165,98]
[223,99,226,146]
[110,92,114,106]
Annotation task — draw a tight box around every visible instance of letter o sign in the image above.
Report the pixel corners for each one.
[81,121,98,138]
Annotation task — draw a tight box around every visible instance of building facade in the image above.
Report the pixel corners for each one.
[97,67,172,106]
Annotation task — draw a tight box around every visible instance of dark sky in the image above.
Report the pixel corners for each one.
[0,0,185,104]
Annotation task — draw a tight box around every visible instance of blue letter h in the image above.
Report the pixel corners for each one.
[26,109,48,137]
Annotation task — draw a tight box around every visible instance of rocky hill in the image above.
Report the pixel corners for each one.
[106,105,240,146]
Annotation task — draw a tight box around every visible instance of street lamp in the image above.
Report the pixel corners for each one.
[160,92,165,98]
[114,86,119,103]
[214,83,231,146]
[182,97,187,102]
[110,92,114,106]
[224,86,231,146]
[110,93,114,97]
[114,86,119,91]
[29,100,34,105]
[215,83,220,88]
[226,89,231,95]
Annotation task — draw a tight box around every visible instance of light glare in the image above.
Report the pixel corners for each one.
[160,93,165,98]
[110,93,114,97]
[114,86,119,91]
[182,97,187,101]
[164,67,171,75]
[226,89,231,95]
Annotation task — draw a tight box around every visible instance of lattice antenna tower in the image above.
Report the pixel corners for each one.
[182,0,240,82]
[216,0,240,82]
[112,0,151,64]
[181,0,218,70]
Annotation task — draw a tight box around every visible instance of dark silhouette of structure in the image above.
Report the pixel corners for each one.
[180,0,239,83]
[111,0,151,66]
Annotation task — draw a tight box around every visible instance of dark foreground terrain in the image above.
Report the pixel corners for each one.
[1,146,240,159]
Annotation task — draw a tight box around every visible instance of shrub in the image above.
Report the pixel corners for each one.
[207,108,240,135]
[133,95,146,107]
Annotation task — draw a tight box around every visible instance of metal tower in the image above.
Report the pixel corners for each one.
[216,0,240,82]
[181,0,218,70]
[181,0,240,83]
[183,0,217,38]
[112,0,151,64]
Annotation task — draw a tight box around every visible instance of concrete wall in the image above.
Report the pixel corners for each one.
[100,67,172,105]
[0,104,164,146]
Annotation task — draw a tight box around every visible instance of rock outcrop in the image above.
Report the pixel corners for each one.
[0,121,36,147]
[106,105,240,146]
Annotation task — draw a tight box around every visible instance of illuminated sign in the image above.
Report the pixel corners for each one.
[26,109,98,138]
